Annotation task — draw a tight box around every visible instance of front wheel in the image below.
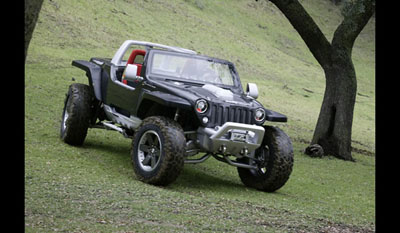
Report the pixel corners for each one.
[237,126,294,192]
[131,116,185,186]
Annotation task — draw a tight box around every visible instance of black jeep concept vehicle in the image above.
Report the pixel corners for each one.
[61,40,293,192]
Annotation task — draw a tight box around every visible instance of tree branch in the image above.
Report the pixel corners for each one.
[331,0,375,53]
[268,0,332,69]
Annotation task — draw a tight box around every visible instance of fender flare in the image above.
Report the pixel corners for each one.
[71,60,102,101]
[264,108,288,122]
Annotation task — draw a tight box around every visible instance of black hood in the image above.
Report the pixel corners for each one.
[188,84,261,107]
[154,80,262,108]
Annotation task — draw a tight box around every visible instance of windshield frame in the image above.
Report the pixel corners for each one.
[146,49,243,91]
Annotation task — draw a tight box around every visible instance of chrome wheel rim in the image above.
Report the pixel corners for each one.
[62,104,69,131]
[257,146,268,174]
[137,130,162,172]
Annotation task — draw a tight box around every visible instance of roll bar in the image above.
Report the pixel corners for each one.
[111,40,197,66]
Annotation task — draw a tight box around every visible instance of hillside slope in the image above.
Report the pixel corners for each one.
[27,0,375,152]
[25,0,375,232]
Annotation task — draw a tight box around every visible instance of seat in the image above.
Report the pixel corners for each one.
[123,49,146,85]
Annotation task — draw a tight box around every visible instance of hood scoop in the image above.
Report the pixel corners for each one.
[202,84,234,101]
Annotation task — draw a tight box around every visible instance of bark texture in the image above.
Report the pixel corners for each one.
[25,0,44,62]
[268,0,375,160]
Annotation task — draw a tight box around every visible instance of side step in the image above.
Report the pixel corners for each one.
[103,104,142,130]
[91,121,133,139]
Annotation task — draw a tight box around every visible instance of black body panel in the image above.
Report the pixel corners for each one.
[72,60,104,101]
[142,91,192,110]
[104,65,141,114]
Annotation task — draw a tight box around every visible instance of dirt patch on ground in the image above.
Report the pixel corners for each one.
[316,222,374,233]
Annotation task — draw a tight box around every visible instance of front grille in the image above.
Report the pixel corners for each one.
[209,104,253,127]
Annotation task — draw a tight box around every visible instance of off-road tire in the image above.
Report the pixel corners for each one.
[60,83,94,146]
[237,126,294,192]
[131,116,185,186]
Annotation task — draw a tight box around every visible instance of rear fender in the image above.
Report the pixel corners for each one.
[71,60,102,101]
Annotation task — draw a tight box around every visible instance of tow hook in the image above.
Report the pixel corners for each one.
[219,145,227,154]
[240,147,249,156]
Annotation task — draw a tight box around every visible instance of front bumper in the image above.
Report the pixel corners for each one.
[196,122,265,157]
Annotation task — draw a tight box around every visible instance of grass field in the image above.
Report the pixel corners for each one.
[25,0,375,232]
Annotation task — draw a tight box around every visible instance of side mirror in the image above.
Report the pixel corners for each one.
[246,83,259,99]
[122,64,143,82]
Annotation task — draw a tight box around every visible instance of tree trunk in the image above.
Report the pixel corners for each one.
[25,0,44,63]
[312,49,357,161]
[268,0,375,161]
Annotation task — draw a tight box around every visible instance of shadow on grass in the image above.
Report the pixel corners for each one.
[82,139,131,157]
[77,138,135,176]
[80,137,290,196]
[175,163,294,197]
[173,164,246,193]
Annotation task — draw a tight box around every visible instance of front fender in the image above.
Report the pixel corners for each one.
[264,108,287,122]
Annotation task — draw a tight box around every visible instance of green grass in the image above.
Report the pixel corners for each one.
[25,0,375,232]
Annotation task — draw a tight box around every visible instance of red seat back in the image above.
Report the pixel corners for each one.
[123,49,146,84]
[127,49,146,65]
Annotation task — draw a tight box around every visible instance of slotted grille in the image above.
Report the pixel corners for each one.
[209,104,253,127]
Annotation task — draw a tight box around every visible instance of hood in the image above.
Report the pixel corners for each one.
[190,84,263,108]
[194,84,237,101]
[154,80,261,108]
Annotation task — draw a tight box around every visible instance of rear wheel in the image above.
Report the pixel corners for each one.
[237,126,294,192]
[60,83,94,146]
[131,116,185,186]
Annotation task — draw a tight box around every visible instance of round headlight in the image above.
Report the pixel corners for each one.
[254,108,265,122]
[195,99,208,114]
